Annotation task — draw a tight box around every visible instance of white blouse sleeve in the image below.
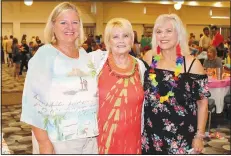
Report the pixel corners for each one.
[20,46,54,130]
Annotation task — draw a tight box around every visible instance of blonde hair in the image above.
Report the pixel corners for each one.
[208,46,217,57]
[44,2,84,48]
[152,14,190,56]
[104,18,134,51]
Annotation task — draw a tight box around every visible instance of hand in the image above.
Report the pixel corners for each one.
[192,137,204,153]
[39,141,55,154]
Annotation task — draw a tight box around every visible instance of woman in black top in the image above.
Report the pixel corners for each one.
[142,14,210,154]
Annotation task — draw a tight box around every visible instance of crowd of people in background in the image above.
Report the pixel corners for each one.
[1,34,44,80]
[1,25,230,81]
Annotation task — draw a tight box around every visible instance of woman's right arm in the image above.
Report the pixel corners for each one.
[20,45,55,154]
[32,126,54,154]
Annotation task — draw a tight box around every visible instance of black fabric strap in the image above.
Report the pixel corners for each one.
[188,58,196,73]
[183,56,186,73]
[140,58,150,69]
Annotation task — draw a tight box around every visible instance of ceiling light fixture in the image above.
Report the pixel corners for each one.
[214,2,222,7]
[143,7,147,14]
[209,9,213,16]
[160,1,171,4]
[24,0,33,6]
[188,1,198,6]
[91,2,97,14]
[174,3,182,10]
[173,0,184,4]
[211,16,230,19]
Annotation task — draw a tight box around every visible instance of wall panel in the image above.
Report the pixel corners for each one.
[2,23,13,37]
[20,23,46,43]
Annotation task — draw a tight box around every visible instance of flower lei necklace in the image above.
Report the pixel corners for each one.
[149,45,184,103]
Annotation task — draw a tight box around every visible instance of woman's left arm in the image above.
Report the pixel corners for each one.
[196,99,208,134]
[187,56,209,153]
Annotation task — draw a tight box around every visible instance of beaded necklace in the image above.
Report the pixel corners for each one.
[108,52,135,74]
[148,54,184,103]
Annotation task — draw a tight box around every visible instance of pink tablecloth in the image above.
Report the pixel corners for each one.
[208,77,230,88]
[208,77,230,113]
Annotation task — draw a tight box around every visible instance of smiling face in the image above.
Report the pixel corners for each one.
[109,27,133,54]
[204,29,210,36]
[207,48,216,60]
[155,20,178,51]
[53,10,80,45]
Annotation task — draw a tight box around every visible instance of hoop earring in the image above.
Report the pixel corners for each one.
[157,45,161,55]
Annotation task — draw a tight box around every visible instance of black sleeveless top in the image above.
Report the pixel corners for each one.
[141,56,211,154]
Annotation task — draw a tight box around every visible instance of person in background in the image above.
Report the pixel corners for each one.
[132,31,141,58]
[28,41,34,59]
[6,35,14,67]
[1,36,4,63]
[199,33,203,39]
[95,35,101,44]
[20,2,99,154]
[188,35,195,46]
[224,47,230,70]
[91,41,99,51]
[142,14,210,154]
[140,32,152,53]
[199,27,211,52]
[203,46,222,69]
[35,36,41,44]
[98,42,106,51]
[90,17,146,154]
[12,38,21,80]
[224,39,229,49]
[211,25,224,58]
[3,35,8,64]
[84,34,94,53]
[21,34,27,44]
[19,39,29,75]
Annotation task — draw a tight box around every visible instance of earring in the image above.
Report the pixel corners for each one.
[176,44,181,56]
[157,45,161,55]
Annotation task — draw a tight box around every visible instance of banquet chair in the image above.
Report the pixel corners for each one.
[207,98,216,132]
[223,93,231,121]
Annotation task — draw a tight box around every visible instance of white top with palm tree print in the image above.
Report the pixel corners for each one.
[21,44,98,142]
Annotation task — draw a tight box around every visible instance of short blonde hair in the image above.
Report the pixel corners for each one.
[152,14,190,56]
[104,18,134,51]
[44,2,84,48]
[208,46,217,57]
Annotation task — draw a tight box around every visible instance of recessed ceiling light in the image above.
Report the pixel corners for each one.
[173,0,184,4]
[160,1,171,4]
[211,16,229,19]
[24,0,33,6]
[128,0,142,3]
[214,2,222,7]
[174,3,182,10]
[188,1,198,6]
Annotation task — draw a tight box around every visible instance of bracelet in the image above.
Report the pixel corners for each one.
[194,132,205,140]
[197,129,205,133]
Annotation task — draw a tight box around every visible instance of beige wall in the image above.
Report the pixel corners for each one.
[2,1,230,43]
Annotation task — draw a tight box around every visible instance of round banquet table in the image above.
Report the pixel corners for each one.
[208,77,230,113]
